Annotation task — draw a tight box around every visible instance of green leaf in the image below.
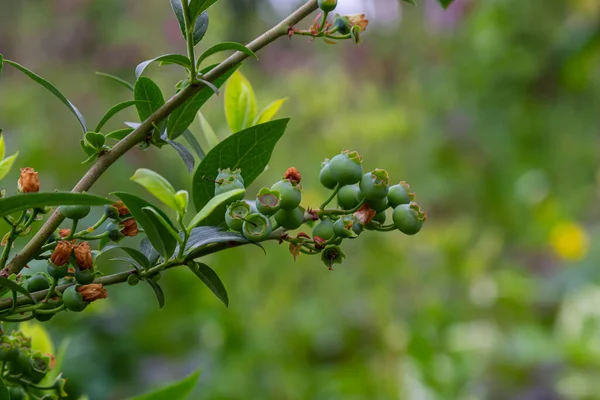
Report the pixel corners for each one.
[255,98,287,125]
[196,42,257,69]
[0,153,18,183]
[110,257,147,273]
[5,59,87,133]
[146,279,165,309]
[139,238,160,266]
[0,377,8,400]
[180,227,260,260]
[189,263,228,307]
[128,369,201,400]
[167,140,195,173]
[42,337,69,386]
[135,54,191,80]
[142,206,180,240]
[182,130,205,159]
[0,192,111,219]
[113,192,171,259]
[95,101,147,132]
[225,70,257,133]
[0,278,36,303]
[438,0,453,7]
[192,119,289,225]
[141,208,178,258]
[95,72,134,91]
[188,188,244,229]
[170,0,186,38]
[130,169,179,212]
[100,245,152,270]
[197,112,219,149]
[106,128,134,141]
[192,12,209,46]
[190,0,219,20]
[166,64,238,140]
[84,131,105,151]
[134,77,165,122]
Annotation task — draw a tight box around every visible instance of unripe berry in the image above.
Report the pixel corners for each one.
[366,197,389,213]
[319,160,337,190]
[274,207,305,230]
[127,274,140,286]
[8,386,26,400]
[255,188,281,216]
[104,204,119,219]
[388,181,414,208]
[313,218,335,240]
[337,185,363,210]
[392,202,426,235]
[60,205,91,220]
[242,213,272,242]
[333,14,351,35]
[62,285,88,312]
[352,217,364,237]
[225,201,251,232]
[74,267,95,285]
[47,263,69,280]
[215,168,245,200]
[271,179,301,210]
[107,221,125,242]
[366,211,386,230]
[25,274,50,293]
[318,0,337,12]
[328,150,363,185]
[359,169,389,201]
[333,215,357,238]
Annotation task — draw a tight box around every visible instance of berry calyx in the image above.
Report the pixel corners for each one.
[392,202,426,235]
[337,185,363,210]
[320,245,346,270]
[274,207,305,230]
[60,205,91,220]
[271,179,302,210]
[74,267,95,285]
[359,169,389,201]
[333,215,357,238]
[242,213,272,242]
[255,188,281,216]
[319,159,337,190]
[388,181,414,208]
[225,201,252,232]
[313,218,335,240]
[328,150,363,185]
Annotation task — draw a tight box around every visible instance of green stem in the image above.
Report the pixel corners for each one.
[73,231,110,241]
[65,219,78,240]
[318,11,329,32]
[1,314,35,323]
[2,0,320,278]
[181,0,197,81]
[34,304,65,315]
[372,224,397,232]
[320,183,341,209]
[20,210,38,230]
[74,214,108,237]
[0,211,26,269]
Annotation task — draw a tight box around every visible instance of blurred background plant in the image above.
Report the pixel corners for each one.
[1,0,600,399]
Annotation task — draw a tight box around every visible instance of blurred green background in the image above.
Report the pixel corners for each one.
[2,0,600,399]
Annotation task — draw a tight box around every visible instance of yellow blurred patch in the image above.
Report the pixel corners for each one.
[550,222,589,261]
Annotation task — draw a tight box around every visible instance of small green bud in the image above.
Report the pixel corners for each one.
[127,274,140,286]
[333,215,357,238]
[104,204,120,219]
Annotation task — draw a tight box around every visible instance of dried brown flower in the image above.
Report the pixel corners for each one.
[77,284,108,302]
[58,229,71,238]
[120,218,138,237]
[18,167,40,193]
[74,242,93,270]
[284,167,301,185]
[50,241,73,267]
[112,201,130,217]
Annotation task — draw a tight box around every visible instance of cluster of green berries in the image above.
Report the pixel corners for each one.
[217,167,305,242]
[0,330,67,399]
[318,149,427,235]
[213,149,426,270]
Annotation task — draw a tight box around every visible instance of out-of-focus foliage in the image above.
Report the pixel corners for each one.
[1,0,600,399]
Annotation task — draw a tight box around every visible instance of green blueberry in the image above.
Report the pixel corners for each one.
[337,185,363,210]
[388,181,414,208]
[333,215,357,238]
[225,201,252,232]
[319,160,337,190]
[313,218,335,240]
[127,274,140,286]
[0,344,17,362]
[359,169,389,201]
[7,350,32,375]
[318,0,337,12]
[62,285,88,312]
[60,205,91,220]
[104,204,120,219]
[25,274,50,293]
[366,197,389,213]
[242,213,272,242]
[47,263,69,280]
[366,211,387,230]
[274,207,305,230]
[8,386,26,400]
[255,188,281,216]
[215,168,245,199]
[328,150,363,185]
[393,203,426,235]
[106,222,125,242]
[271,179,301,210]
[333,14,351,35]
[75,267,95,285]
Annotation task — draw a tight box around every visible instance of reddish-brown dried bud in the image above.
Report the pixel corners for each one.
[77,283,108,302]
[58,229,71,238]
[120,218,138,237]
[313,236,327,249]
[112,201,131,217]
[284,167,301,185]
[18,167,40,193]
[354,203,376,225]
[74,242,93,270]
[50,241,73,267]
[297,232,310,239]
